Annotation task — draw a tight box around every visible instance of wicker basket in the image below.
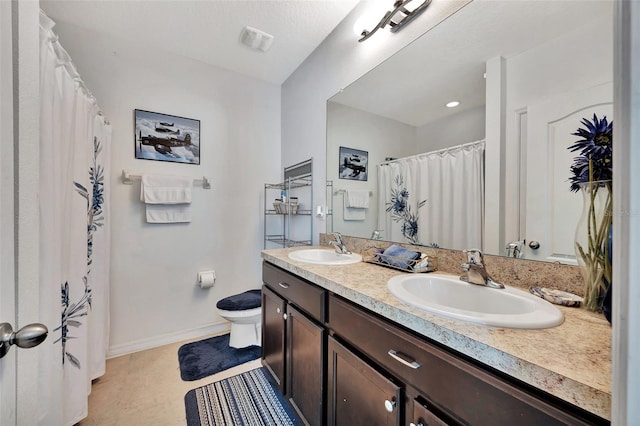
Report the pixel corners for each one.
[273,200,299,215]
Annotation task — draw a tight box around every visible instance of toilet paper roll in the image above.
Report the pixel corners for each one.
[198,272,216,289]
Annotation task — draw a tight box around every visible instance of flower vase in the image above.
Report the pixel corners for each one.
[574,180,612,312]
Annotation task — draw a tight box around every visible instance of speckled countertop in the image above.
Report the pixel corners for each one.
[261,246,611,421]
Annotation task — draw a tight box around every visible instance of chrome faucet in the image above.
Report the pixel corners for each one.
[460,249,504,289]
[329,232,352,255]
[505,240,524,258]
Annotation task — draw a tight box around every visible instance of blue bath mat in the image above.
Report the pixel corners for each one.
[178,334,261,381]
[185,367,300,426]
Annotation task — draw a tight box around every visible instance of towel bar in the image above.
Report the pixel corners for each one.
[121,170,211,189]
[334,189,373,196]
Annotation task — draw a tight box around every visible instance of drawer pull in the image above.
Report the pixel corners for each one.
[278,282,290,289]
[384,399,397,413]
[388,349,421,369]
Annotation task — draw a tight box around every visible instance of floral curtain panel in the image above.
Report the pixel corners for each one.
[377,141,484,249]
[39,12,111,425]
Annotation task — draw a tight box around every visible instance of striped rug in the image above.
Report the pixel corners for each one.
[184,368,300,426]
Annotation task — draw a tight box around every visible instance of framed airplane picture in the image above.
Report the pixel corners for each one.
[134,109,201,165]
[339,146,368,181]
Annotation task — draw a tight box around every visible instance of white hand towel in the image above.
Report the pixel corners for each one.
[343,190,369,221]
[140,174,192,204]
[345,190,370,208]
[140,174,193,223]
[145,204,192,223]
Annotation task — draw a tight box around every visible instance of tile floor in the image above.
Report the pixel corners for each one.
[77,331,261,425]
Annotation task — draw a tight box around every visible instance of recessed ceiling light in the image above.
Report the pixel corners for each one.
[446,101,460,108]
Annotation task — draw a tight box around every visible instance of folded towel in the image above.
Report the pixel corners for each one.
[145,204,192,223]
[343,190,368,221]
[380,245,421,270]
[345,190,370,208]
[140,174,192,204]
[140,174,193,223]
[343,205,366,221]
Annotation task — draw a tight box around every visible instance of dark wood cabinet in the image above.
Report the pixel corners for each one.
[261,261,607,426]
[327,294,605,426]
[261,262,326,425]
[410,396,449,426]
[287,305,325,425]
[261,285,286,392]
[327,336,401,426]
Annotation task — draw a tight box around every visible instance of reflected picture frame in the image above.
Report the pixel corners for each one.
[339,146,368,181]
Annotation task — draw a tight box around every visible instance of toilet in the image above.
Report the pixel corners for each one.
[216,289,262,348]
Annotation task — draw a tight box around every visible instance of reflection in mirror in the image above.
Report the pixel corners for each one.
[326,0,613,262]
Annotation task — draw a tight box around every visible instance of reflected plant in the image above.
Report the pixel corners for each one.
[568,114,613,312]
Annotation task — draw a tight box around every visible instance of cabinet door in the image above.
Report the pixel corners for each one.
[262,285,286,392]
[327,336,401,426]
[286,305,326,426]
[411,398,449,426]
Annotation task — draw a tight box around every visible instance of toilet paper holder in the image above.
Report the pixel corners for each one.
[197,270,216,288]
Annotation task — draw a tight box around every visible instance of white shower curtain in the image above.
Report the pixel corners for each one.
[377,141,484,249]
[39,12,111,425]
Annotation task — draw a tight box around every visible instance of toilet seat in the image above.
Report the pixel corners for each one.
[217,290,262,348]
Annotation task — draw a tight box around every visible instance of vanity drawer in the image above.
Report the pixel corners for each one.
[328,295,594,426]
[262,261,325,322]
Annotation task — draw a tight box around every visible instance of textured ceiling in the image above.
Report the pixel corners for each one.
[40,0,360,85]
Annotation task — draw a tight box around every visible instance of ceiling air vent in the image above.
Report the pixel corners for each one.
[240,26,274,52]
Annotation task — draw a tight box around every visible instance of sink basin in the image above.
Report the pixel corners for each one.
[288,249,362,265]
[387,274,564,329]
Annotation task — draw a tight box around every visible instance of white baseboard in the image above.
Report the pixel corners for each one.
[107,322,230,358]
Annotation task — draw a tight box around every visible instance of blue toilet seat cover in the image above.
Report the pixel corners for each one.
[216,289,262,311]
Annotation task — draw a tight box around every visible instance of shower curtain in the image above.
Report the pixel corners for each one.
[39,12,111,425]
[377,141,484,249]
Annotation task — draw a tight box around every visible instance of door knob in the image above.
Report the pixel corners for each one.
[0,322,48,358]
[384,398,396,412]
[528,240,541,250]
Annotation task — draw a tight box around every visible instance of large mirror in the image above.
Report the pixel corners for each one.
[326,0,613,262]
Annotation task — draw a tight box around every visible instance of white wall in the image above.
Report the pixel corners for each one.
[416,105,485,152]
[327,102,416,238]
[282,1,472,242]
[52,23,282,355]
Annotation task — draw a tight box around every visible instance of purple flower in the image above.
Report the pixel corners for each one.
[568,114,613,192]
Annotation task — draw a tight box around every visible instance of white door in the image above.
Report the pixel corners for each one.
[524,82,613,262]
[0,1,17,422]
[1,2,47,425]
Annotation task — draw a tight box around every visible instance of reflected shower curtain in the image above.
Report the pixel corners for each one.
[39,12,111,425]
[377,141,484,249]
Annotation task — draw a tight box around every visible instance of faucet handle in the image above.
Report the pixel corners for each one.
[331,232,344,243]
[463,248,484,265]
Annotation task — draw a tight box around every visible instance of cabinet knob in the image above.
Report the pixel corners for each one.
[409,423,425,426]
[283,313,288,320]
[276,308,281,314]
[384,399,396,413]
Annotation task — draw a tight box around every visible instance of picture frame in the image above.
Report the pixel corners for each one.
[339,146,368,181]
[134,109,200,165]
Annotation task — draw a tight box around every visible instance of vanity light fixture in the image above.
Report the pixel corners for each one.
[446,101,460,108]
[358,0,433,42]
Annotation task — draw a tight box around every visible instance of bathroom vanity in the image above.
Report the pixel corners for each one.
[261,247,611,425]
